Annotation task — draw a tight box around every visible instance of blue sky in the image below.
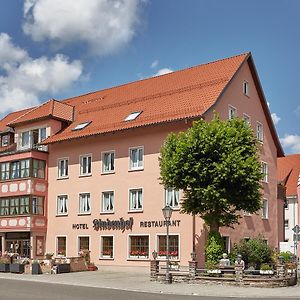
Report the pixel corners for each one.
[0,0,299,154]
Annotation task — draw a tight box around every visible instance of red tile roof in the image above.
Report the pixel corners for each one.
[278,154,300,197]
[8,99,74,127]
[44,53,249,144]
[0,108,32,133]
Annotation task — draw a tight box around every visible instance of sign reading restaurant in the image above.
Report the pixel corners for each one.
[140,220,181,228]
[93,217,133,232]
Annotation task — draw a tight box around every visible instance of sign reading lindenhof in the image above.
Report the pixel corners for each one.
[93,217,133,232]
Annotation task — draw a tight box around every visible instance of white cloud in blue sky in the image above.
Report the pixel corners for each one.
[271,112,281,125]
[280,134,300,153]
[23,0,142,56]
[0,33,82,114]
[152,68,173,77]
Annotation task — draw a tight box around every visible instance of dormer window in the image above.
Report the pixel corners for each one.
[124,111,142,122]
[20,128,47,151]
[72,121,91,131]
[1,135,10,147]
[243,81,249,96]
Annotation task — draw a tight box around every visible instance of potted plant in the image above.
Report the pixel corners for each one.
[0,257,10,272]
[10,262,25,274]
[259,264,274,275]
[32,260,42,275]
[45,252,54,260]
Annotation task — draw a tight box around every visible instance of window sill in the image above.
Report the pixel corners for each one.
[56,214,68,217]
[101,171,115,175]
[99,257,114,260]
[57,176,69,180]
[78,212,91,216]
[79,174,92,178]
[262,217,269,220]
[128,168,144,172]
[128,210,143,213]
[100,211,114,215]
[127,257,149,261]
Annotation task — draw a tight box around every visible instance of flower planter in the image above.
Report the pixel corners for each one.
[32,263,42,275]
[259,269,274,275]
[56,263,70,274]
[10,263,25,274]
[0,263,10,272]
[207,269,221,274]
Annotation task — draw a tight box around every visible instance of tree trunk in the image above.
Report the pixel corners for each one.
[209,219,220,233]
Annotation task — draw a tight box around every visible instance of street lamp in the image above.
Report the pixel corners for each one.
[162,205,173,283]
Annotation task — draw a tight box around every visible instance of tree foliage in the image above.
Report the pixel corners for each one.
[159,115,262,232]
[205,231,224,267]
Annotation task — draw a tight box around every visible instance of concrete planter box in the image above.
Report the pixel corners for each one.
[32,263,42,275]
[56,263,71,274]
[10,263,25,274]
[0,263,10,272]
[259,270,274,275]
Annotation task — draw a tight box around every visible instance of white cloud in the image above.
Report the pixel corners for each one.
[23,0,142,56]
[280,134,300,153]
[271,112,281,125]
[150,60,159,68]
[0,33,82,115]
[153,68,173,77]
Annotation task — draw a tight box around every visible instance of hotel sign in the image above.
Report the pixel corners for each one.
[93,217,133,232]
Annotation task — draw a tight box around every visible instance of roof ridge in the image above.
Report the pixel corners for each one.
[62,52,249,105]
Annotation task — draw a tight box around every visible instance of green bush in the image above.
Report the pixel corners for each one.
[205,231,224,267]
[231,236,273,268]
[260,263,273,271]
[279,251,293,263]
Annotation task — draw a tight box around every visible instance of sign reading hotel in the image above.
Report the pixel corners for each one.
[140,220,181,228]
[93,217,133,232]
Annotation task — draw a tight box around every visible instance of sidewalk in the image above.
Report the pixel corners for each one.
[0,266,300,298]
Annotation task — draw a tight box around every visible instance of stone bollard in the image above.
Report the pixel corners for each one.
[189,260,197,279]
[150,260,159,280]
[276,263,285,279]
[234,264,244,282]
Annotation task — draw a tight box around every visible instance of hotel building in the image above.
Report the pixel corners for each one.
[0,53,285,266]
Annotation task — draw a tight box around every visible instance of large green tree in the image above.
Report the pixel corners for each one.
[159,115,262,233]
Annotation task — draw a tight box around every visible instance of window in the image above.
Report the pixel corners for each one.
[79,193,91,214]
[102,151,115,173]
[262,199,268,219]
[32,196,44,215]
[243,114,251,125]
[57,195,68,215]
[80,155,92,176]
[284,199,289,209]
[0,196,42,216]
[165,188,179,208]
[57,236,66,256]
[32,159,45,179]
[284,220,289,229]
[243,81,249,96]
[101,236,114,259]
[256,122,263,142]
[1,135,10,147]
[157,235,179,259]
[20,159,30,178]
[101,191,114,213]
[129,235,149,258]
[11,161,20,179]
[129,147,143,170]
[129,189,143,211]
[125,111,142,121]
[21,131,30,148]
[78,236,90,252]
[72,122,91,131]
[228,105,237,119]
[0,162,10,180]
[261,162,268,182]
[58,158,69,178]
[222,236,230,253]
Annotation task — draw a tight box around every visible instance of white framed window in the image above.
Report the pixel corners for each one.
[243,80,249,96]
[256,122,263,142]
[165,188,179,209]
[125,111,142,121]
[261,162,268,182]
[157,234,179,259]
[57,195,68,215]
[72,121,91,131]
[101,191,114,213]
[79,193,91,214]
[58,158,69,178]
[262,198,268,219]
[56,236,67,256]
[80,154,92,176]
[21,131,30,149]
[129,147,144,170]
[78,236,90,252]
[284,219,289,229]
[129,188,143,211]
[128,235,149,259]
[243,113,251,125]
[1,135,10,147]
[228,105,237,119]
[102,151,115,173]
[100,236,114,259]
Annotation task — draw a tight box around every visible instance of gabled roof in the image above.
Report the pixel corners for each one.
[8,99,74,127]
[278,154,300,197]
[45,53,249,144]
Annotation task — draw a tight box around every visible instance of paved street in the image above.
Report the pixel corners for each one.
[0,278,293,300]
[0,266,299,299]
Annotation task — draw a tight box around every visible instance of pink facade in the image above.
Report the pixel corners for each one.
[0,53,284,266]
